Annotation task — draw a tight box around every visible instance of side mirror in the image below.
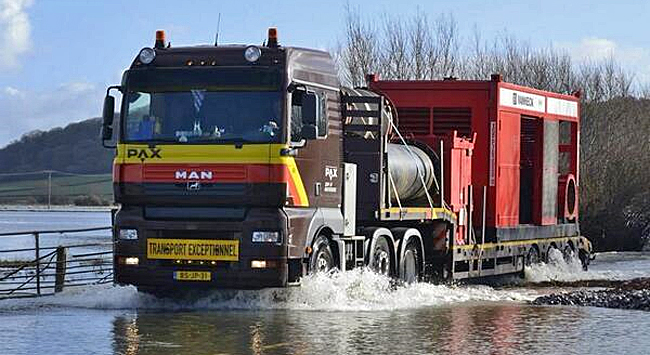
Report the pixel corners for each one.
[302,92,318,126]
[101,85,121,148]
[102,95,115,126]
[301,125,318,140]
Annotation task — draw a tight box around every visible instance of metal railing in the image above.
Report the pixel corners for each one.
[0,227,113,299]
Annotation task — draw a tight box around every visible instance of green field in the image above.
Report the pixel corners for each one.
[0,173,113,206]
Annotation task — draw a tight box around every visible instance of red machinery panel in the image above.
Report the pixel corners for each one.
[496,111,520,226]
[369,75,580,232]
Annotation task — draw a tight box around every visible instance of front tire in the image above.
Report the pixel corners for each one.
[309,236,335,274]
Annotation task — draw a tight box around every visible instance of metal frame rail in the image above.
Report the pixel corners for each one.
[0,226,112,299]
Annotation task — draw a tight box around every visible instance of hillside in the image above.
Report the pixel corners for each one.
[0,118,114,174]
[0,173,112,206]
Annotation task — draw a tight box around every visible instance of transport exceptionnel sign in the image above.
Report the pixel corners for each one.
[147,238,239,261]
[499,88,579,118]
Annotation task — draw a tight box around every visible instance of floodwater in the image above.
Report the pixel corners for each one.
[1,211,650,355]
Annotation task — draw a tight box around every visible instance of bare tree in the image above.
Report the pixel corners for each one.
[378,13,412,79]
[339,5,379,86]
[430,13,459,78]
[409,10,431,80]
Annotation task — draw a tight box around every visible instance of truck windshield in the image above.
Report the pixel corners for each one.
[123,90,282,143]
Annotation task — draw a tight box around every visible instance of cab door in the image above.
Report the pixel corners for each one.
[290,88,342,209]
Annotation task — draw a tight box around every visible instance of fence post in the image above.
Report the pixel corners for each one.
[55,246,67,293]
[34,232,40,296]
[47,171,52,210]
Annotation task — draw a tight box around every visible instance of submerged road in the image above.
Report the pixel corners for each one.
[1,211,650,354]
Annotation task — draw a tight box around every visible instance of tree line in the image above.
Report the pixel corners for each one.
[335,7,650,251]
[0,118,113,175]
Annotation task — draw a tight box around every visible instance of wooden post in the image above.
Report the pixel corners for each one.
[34,232,41,296]
[54,246,67,293]
[47,171,52,209]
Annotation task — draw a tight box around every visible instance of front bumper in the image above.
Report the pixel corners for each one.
[115,262,288,290]
[113,206,289,290]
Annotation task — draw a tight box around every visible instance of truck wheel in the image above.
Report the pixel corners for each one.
[562,244,577,264]
[525,246,540,267]
[579,250,590,271]
[546,245,560,263]
[400,240,420,283]
[370,236,393,276]
[309,236,335,273]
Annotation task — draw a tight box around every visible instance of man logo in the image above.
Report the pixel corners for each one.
[175,170,214,180]
[186,181,201,191]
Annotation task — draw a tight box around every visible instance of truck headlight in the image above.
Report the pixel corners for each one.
[118,228,138,240]
[252,231,280,243]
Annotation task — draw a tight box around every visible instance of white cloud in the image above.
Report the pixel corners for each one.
[556,37,650,85]
[3,86,22,96]
[567,37,617,60]
[0,0,33,69]
[0,81,105,147]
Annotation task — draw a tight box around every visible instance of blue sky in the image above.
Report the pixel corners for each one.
[0,0,649,147]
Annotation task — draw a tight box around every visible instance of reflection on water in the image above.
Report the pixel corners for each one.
[110,305,650,355]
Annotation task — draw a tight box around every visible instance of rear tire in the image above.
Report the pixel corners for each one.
[400,240,420,283]
[369,236,393,276]
[579,250,590,271]
[525,246,540,267]
[546,245,561,264]
[563,244,577,264]
[309,236,335,274]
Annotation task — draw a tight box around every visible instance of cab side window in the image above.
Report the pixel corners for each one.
[291,91,303,142]
[317,93,327,138]
[291,89,327,141]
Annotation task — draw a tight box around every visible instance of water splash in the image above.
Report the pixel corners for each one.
[521,248,646,283]
[524,248,587,283]
[0,268,537,312]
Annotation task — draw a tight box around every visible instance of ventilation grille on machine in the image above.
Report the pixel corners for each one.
[432,107,472,137]
[520,116,538,170]
[396,107,430,135]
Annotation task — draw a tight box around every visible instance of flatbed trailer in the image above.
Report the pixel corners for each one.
[101,28,591,292]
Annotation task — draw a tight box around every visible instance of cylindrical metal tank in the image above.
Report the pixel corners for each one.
[387,143,437,204]
[342,86,438,205]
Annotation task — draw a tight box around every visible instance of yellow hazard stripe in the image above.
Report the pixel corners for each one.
[281,155,309,207]
[381,207,456,220]
[452,235,589,251]
[115,143,287,164]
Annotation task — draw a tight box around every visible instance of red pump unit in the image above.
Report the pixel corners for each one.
[370,74,580,243]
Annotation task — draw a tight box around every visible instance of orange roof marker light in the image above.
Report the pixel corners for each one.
[155,30,166,49]
[267,27,279,48]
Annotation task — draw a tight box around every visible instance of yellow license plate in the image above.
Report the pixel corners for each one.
[147,238,239,261]
[174,271,211,282]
